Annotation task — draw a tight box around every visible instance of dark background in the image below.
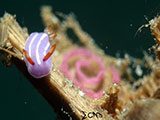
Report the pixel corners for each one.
[0,0,160,120]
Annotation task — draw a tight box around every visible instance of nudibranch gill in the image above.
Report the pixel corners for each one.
[23,32,56,78]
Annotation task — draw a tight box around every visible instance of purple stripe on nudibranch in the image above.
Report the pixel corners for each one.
[23,32,52,78]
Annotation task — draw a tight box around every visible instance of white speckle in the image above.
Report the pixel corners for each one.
[122,107,128,113]
[117,58,122,66]
[124,54,129,59]
[69,82,74,87]
[113,83,117,87]
[6,42,11,47]
[115,108,119,113]
[53,50,59,56]
[145,24,149,27]
[130,24,133,27]
[21,57,24,60]
[135,65,143,76]
[53,68,56,72]
[105,46,108,49]
[79,90,85,96]
[104,92,109,98]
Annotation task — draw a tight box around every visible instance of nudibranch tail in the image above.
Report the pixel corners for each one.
[23,49,35,65]
[43,44,56,61]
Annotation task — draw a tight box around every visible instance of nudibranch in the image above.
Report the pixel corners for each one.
[23,30,56,78]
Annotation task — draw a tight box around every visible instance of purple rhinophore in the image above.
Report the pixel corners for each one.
[23,32,52,78]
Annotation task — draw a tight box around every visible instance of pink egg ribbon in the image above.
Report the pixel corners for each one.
[60,48,120,98]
